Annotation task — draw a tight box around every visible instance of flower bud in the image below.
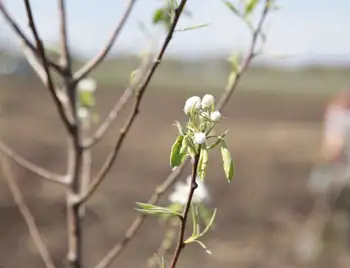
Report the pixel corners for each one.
[194,132,206,144]
[184,96,201,115]
[201,94,215,109]
[210,111,222,122]
[78,78,97,93]
[78,107,89,119]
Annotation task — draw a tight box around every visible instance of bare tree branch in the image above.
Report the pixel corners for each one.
[0,140,68,185]
[1,157,56,268]
[0,1,63,74]
[23,0,74,132]
[93,2,272,266]
[78,0,189,205]
[73,0,137,82]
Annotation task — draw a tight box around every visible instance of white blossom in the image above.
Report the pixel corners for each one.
[210,111,222,122]
[78,78,97,93]
[184,96,201,115]
[201,94,215,109]
[78,107,89,119]
[168,175,210,204]
[194,132,206,144]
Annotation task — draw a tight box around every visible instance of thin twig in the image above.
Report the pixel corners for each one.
[217,1,270,109]
[169,154,200,268]
[93,2,271,266]
[83,49,154,148]
[23,0,74,131]
[1,157,56,268]
[58,0,71,71]
[78,0,189,205]
[0,1,63,74]
[73,0,137,82]
[0,140,67,185]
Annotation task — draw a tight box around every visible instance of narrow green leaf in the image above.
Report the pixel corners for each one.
[135,202,181,217]
[199,208,217,237]
[220,140,235,182]
[192,240,213,255]
[176,23,211,32]
[197,148,209,181]
[152,8,166,24]
[170,135,185,168]
[223,0,240,15]
[244,0,259,16]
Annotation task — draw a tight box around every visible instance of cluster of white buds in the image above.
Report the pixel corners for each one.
[170,93,233,183]
[183,94,222,145]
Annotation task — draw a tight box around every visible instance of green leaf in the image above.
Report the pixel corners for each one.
[135,202,181,217]
[244,0,259,16]
[197,147,209,181]
[176,23,211,32]
[223,0,240,15]
[170,135,185,168]
[220,140,235,182]
[79,91,95,108]
[152,8,166,24]
[192,240,213,255]
[199,208,217,237]
[159,203,184,220]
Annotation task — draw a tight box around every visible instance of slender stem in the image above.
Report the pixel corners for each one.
[169,154,201,268]
[1,157,56,268]
[217,0,270,110]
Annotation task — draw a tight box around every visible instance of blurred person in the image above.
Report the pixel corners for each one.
[321,89,350,166]
[296,89,350,265]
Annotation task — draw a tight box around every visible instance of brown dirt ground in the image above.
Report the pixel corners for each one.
[0,78,348,268]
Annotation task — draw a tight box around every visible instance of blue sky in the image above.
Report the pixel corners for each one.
[1,0,349,66]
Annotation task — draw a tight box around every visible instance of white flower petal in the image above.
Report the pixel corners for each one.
[184,96,201,115]
[201,94,215,109]
[78,78,97,93]
[210,111,222,122]
[194,132,206,144]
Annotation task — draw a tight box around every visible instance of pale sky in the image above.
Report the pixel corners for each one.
[1,0,349,66]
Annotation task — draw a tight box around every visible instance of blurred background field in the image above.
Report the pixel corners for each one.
[1,0,350,267]
[1,53,350,268]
